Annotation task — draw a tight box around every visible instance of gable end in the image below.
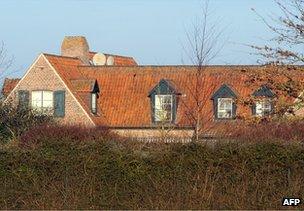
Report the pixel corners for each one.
[211,84,237,99]
[148,79,179,97]
[253,85,275,98]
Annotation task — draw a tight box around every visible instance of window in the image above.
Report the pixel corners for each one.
[149,79,178,124]
[91,93,97,114]
[155,95,172,122]
[217,98,233,119]
[211,84,237,120]
[31,91,53,113]
[255,100,272,116]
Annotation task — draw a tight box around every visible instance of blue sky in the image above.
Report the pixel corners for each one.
[0,0,280,78]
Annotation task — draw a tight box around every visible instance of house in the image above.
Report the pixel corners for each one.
[2,36,304,138]
[1,78,20,99]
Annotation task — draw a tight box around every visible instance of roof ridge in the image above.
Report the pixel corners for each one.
[3,77,21,81]
[89,51,135,59]
[77,64,274,68]
[70,78,95,82]
[43,53,80,60]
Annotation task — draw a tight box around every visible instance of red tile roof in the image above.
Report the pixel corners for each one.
[76,66,261,127]
[44,54,94,120]
[44,53,304,128]
[1,78,20,97]
[70,79,96,92]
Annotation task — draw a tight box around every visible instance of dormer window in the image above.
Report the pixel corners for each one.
[252,85,275,116]
[75,79,99,115]
[255,99,272,116]
[211,84,237,120]
[91,92,97,114]
[218,98,233,118]
[155,95,173,122]
[148,79,180,124]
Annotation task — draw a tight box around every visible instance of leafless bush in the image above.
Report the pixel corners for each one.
[0,102,53,143]
[224,119,304,143]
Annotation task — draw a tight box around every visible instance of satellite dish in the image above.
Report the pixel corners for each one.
[106,56,115,66]
[92,53,106,65]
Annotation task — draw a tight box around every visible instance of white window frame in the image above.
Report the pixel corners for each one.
[255,99,272,116]
[91,93,97,114]
[155,94,173,122]
[217,98,233,119]
[31,90,53,114]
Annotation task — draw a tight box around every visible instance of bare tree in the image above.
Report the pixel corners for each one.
[251,0,304,65]
[182,0,225,141]
[248,0,304,117]
[0,41,13,75]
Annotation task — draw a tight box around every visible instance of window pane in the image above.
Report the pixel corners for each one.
[256,102,263,116]
[92,93,97,113]
[263,101,271,110]
[255,100,272,116]
[42,91,53,108]
[162,95,172,104]
[155,95,162,110]
[155,95,172,122]
[31,91,42,108]
[218,98,232,110]
[217,98,233,118]
[31,91,53,115]
[92,93,96,108]
[218,110,232,118]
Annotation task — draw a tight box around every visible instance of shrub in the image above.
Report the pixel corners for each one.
[0,102,53,143]
[0,139,303,209]
[19,124,114,148]
[225,120,304,143]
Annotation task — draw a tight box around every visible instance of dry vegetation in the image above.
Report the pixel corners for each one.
[0,120,303,209]
[1,1,303,209]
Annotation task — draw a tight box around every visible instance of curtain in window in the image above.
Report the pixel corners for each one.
[255,100,272,116]
[155,95,172,122]
[43,91,53,108]
[91,93,97,114]
[217,98,233,118]
[32,91,43,108]
[31,91,53,112]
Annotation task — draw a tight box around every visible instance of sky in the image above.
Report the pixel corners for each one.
[0,0,281,79]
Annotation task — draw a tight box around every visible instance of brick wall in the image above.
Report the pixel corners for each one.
[113,128,194,138]
[7,55,94,127]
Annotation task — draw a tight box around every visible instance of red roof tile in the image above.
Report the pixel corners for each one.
[44,54,95,122]
[44,53,304,128]
[70,79,96,92]
[2,78,20,97]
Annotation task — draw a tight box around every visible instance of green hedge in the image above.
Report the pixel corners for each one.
[0,137,303,209]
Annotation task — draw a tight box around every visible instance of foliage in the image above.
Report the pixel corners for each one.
[237,63,304,118]
[0,125,303,209]
[0,102,53,143]
[19,124,113,148]
[247,0,304,117]
[225,119,304,142]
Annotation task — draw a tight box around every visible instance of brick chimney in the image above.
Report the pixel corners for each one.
[61,36,90,64]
